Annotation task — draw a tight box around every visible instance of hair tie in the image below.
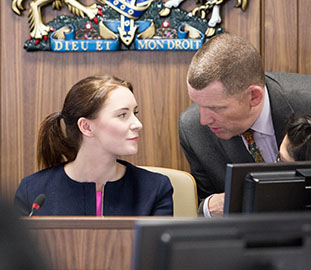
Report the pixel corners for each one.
[58,112,64,119]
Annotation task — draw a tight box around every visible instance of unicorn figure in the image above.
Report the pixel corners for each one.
[160,0,248,37]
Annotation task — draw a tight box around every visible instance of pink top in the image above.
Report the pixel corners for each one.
[96,191,103,216]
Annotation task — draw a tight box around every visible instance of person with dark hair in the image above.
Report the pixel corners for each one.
[179,33,311,217]
[14,74,173,216]
[278,114,311,162]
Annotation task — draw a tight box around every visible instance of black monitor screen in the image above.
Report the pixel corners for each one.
[132,213,311,270]
[223,161,311,214]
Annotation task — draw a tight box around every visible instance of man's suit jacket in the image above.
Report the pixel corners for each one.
[179,72,311,202]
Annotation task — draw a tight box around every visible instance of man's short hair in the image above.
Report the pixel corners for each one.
[187,33,265,95]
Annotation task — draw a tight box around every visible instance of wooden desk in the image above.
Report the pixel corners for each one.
[22,217,138,270]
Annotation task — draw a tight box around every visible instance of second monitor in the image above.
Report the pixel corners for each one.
[223,161,311,214]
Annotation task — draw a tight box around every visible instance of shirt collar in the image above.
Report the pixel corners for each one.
[251,86,274,136]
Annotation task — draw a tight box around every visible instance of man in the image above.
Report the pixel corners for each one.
[179,33,311,217]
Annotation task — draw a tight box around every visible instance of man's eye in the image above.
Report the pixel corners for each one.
[210,107,224,112]
[134,111,139,116]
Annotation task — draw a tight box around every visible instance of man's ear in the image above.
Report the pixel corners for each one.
[248,85,264,107]
[77,117,93,137]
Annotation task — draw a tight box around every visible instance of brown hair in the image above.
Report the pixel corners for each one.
[37,74,133,169]
[187,33,265,95]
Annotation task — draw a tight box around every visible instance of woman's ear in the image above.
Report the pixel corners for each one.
[248,85,264,107]
[77,117,93,137]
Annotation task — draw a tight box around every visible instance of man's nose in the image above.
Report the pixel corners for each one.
[199,108,215,125]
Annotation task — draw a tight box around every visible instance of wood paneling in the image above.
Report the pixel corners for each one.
[23,216,185,270]
[24,217,136,270]
[222,0,261,50]
[1,0,311,200]
[298,0,311,74]
[264,0,298,72]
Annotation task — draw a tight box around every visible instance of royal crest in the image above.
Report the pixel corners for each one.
[12,0,248,51]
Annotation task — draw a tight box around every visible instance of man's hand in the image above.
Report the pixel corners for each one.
[208,193,225,217]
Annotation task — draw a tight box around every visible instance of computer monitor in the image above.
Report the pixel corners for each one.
[132,213,311,270]
[223,161,311,214]
[243,169,311,213]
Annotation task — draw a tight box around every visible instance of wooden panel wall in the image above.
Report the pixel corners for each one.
[1,0,311,200]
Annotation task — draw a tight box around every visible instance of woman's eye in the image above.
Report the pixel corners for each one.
[134,111,139,116]
[118,113,127,118]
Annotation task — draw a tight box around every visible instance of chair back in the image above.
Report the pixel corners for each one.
[140,166,198,217]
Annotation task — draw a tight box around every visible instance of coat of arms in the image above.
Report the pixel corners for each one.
[12,0,248,51]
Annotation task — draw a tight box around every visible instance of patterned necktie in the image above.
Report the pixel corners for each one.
[242,129,265,163]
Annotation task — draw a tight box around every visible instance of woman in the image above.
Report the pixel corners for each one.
[14,74,173,216]
[278,114,311,162]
